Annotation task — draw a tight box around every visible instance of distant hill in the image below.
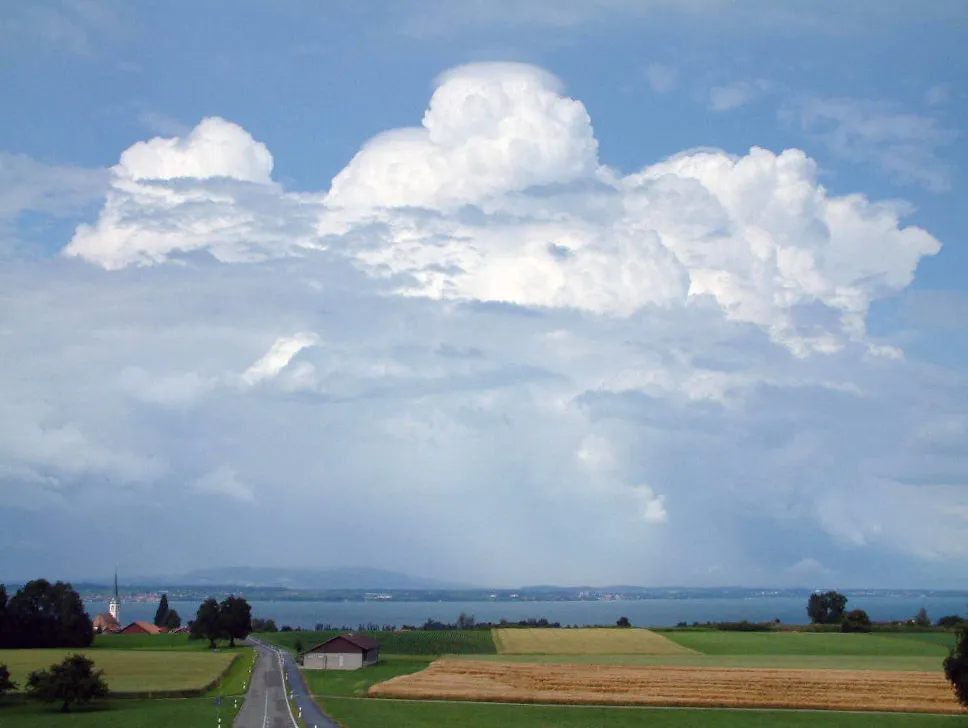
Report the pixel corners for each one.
[164,566,467,590]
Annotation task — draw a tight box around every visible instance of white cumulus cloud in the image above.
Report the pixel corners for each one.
[242,333,320,387]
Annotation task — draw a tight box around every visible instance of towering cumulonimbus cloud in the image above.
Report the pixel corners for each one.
[65,63,940,357]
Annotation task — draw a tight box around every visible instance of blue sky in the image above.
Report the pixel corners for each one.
[1,0,966,588]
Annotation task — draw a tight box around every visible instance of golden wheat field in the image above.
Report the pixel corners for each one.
[493,628,696,655]
[369,659,965,714]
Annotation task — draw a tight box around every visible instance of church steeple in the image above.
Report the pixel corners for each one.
[109,569,121,623]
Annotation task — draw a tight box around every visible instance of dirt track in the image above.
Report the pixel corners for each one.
[369,659,966,714]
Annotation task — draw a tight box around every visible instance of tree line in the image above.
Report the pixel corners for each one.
[807,590,965,632]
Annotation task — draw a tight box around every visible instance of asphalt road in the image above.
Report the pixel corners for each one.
[236,637,339,728]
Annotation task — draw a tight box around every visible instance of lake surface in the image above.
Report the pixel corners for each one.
[86,595,968,630]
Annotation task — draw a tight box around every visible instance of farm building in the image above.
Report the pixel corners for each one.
[303,632,381,670]
[119,620,167,635]
[92,612,121,634]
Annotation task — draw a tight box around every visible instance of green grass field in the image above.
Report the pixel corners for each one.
[261,629,497,655]
[91,633,211,651]
[303,655,434,697]
[0,648,239,694]
[318,699,968,727]
[0,698,236,727]
[661,631,954,657]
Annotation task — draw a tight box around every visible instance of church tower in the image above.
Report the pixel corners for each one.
[109,570,121,622]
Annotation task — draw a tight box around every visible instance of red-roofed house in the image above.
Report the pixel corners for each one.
[92,612,121,634]
[302,633,380,670]
[119,621,167,635]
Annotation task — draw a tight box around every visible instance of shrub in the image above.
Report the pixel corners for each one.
[842,609,872,633]
[944,623,968,707]
[0,663,16,698]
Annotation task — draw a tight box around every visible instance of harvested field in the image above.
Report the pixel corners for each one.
[493,628,694,655]
[369,659,966,714]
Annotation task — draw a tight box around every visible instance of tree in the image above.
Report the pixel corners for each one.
[456,612,476,630]
[616,616,631,627]
[806,591,848,625]
[914,607,931,628]
[937,615,966,629]
[153,594,170,627]
[219,596,252,648]
[0,663,16,698]
[163,609,182,630]
[26,654,108,712]
[293,637,305,654]
[842,609,872,633]
[4,580,93,649]
[943,623,968,708]
[0,585,9,648]
[252,618,277,633]
[190,598,223,648]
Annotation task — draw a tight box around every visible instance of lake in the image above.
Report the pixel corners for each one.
[86,595,968,630]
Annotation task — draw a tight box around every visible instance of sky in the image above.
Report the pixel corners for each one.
[1,0,967,589]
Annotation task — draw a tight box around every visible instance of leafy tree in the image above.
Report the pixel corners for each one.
[252,617,278,633]
[806,591,848,624]
[293,637,305,654]
[943,623,968,708]
[27,654,108,712]
[219,596,252,648]
[914,607,931,628]
[190,598,223,648]
[937,615,966,629]
[0,663,16,698]
[4,580,93,649]
[842,609,872,633]
[616,616,631,627]
[153,594,170,627]
[0,585,9,648]
[163,609,182,630]
[456,611,476,629]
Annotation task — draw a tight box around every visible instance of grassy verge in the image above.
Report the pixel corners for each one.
[317,699,968,727]
[303,655,434,697]
[206,648,256,697]
[260,629,496,655]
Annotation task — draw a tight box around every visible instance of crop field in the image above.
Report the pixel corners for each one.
[660,631,954,657]
[320,699,968,728]
[262,629,496,655]
[494,628,696,655]
[0,648,238,694]
[368,659,966,714]
[462,652,944,671]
